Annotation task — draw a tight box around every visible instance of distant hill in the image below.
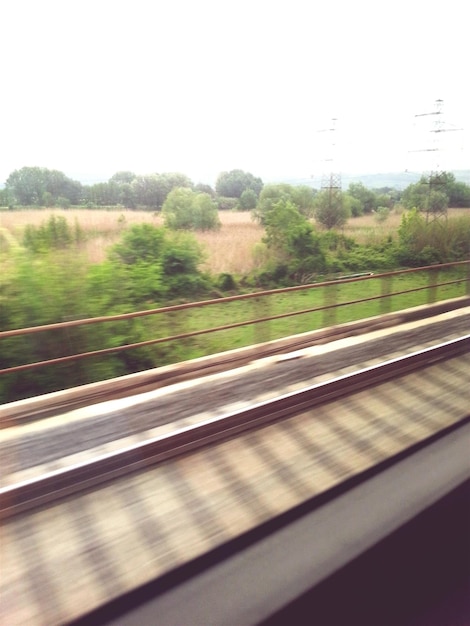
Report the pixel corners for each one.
[270,170,470,190]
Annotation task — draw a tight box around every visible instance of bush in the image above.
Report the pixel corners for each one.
[314,190,350,229]
[217,196,239,211]
[344,194,363,217]
[217,273,237,291]
[163,188,220,231]
[395,209,470,265]
[112,223,166,265]
[321,230,357,252]
[375,206,390,222]
[22,214,84,252]
[260,200,327,282]
[252,183,316,225]
[106,224,209,301]
[239,189,258,211]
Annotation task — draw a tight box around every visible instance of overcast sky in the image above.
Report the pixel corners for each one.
[2,0,468,186]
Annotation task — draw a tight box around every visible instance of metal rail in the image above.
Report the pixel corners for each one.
[1,334,468,520]
[1,262,469,381]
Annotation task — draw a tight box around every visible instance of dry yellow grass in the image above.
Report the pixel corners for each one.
[1,207,469,274]
[0,208,161,264]
[0,208,265,274]
[338,207,470,245]
[196,214,264,274]
[343,210,404,245]
[0,208,160,235]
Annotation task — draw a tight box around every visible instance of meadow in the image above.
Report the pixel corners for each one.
[2,207,469,275]
[1,206,469,403]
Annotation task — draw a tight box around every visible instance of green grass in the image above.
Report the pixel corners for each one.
[2,265,467,404]
[129,267,468,365]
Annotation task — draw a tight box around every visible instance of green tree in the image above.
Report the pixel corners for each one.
[217,196,239,211]
[131,175,164,208]
[112,222,166,265]
[347,182,378,214]
[253,183,316,224]
[85,181,120,206]
[105,223,208,302]
[0,187,13,207]
[42,191,54,207]
[215,170,263,198]
[427,189,448,216]
[58,196,71,209]
[162,188,220,231]
[449,181,470,207]
[239,188,258,210]
[314,190,350,229]
[107,171,137,208]
[5,167,82,206]
[109,171,136,185]
[194,182,215,196]
[131,173,193,209]
[402,172,470,211]
[262,200,326,279]
[401,178,428,210]
[291,185,317,217]
[446,177,470,207]
[193,193,221,230]
[5,167,46,205]
[118,183,136,209]
[343,193,363,217]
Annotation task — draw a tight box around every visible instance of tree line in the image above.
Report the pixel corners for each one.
[0,167,264,212]
[1,166,469,233]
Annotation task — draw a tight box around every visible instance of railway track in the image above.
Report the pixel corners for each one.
[1,334,469,521]
[1,311,469,625]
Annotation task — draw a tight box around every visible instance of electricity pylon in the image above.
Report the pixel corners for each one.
[414,99,462,222]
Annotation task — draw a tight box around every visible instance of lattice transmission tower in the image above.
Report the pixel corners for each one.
[414,99,462,222]
[318,118,342,213]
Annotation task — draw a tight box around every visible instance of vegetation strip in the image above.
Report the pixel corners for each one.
[1,263,468,378]
[2,169,469,405]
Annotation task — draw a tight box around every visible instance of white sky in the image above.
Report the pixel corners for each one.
[1,0,469,186]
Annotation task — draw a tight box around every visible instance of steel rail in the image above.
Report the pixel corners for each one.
[1,334,468,520]
[3,300,467,426]
[1,279,467,377]
[1,260,468,339]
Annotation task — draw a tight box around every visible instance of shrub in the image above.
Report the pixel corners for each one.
[252,183,316,225]
[314,190,350,229]
[396,209,470,265]
[239,189,258,211]
[344,194,363,217]
[217,273,237,291]
[23,214,74,252]
[163,188,220,231]
[375,207,390,222]
[112,223,166,265]
[106,224,209,302]
[217,196,239,211]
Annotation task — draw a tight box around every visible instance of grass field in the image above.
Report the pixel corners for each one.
[15,265,460,383]
[151,266,467,360]
[1,205,468,402]
[2,207,469,275]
